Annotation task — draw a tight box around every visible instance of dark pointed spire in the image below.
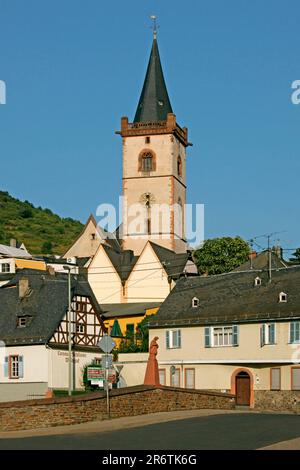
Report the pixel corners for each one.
[134,38,173,123]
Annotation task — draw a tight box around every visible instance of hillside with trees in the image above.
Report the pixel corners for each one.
[0,191,83,255]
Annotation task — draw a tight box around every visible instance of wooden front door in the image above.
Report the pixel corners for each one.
[236,373,251,406]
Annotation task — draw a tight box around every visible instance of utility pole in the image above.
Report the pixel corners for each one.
[64,266,73,396]
[268,235,272,283]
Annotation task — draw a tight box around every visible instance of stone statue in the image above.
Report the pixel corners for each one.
[144,336,160,386]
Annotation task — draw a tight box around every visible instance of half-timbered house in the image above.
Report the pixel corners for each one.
[0,269,106,402]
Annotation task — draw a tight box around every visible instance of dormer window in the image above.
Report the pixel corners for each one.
[17,316,31,328]
[279,292,287,303]
[192,297,200,308]
[254,277,262,287]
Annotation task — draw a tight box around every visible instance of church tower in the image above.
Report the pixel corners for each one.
[118,32,191,256]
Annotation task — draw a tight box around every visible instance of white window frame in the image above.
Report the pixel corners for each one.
[192,297,200,308]
[279,292,287,303]
[261,323,276,346]
[76,323,85,334]
[9,355,19,379]
[18,317,27,328]
[166,330,181,349]
[1,263,10,273]
[254,277,262,286]
[290,322,300,344]
[211,326,234,347]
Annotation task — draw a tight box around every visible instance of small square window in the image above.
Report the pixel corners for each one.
[17,317,27,328]
[1,263,10,273]
[254,277,262,287]
[279,292,287,303]
[76,323,85,334]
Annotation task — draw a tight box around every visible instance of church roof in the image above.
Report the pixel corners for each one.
[102,245,139,282]
[149,242,191,279]
[134,38,173,123]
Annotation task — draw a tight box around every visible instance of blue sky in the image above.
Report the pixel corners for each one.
[0,0,299,254]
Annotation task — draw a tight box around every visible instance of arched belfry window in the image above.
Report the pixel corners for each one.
[177,156,182,176]
[139,150,156,173]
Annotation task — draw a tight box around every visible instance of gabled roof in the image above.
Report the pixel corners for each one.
[0,269,103,346]
[102,245,139,282]
[101,302,161,319]
[0,244,32,259]
[134,38,173,123]
[234,250,287,272]
[149,242,190,279]
[63,214,121,259]
[149,267,300,328]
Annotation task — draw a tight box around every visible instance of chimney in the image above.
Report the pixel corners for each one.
[10,238,17,248]
[48,266,56,276]
[273,245,283,260]
[19,278,29,299]
[249,251,257,260]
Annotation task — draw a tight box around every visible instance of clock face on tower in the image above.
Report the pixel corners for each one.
[139,192,156,207]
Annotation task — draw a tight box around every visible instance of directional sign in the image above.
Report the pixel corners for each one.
[98,335,116,354]
[87,367,104,381]
[102,354,113,369]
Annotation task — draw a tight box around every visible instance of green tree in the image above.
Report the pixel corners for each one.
[290,248,300,264]
[41,241,53,254]
[117,315,155,354]
[193,237,250,275]
[19,207,33,219]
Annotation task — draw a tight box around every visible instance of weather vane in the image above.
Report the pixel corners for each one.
[150,15,159,39]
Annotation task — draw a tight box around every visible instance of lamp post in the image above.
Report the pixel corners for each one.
[63,266,73,396]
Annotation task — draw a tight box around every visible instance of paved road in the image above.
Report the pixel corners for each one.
[0,413,300,450]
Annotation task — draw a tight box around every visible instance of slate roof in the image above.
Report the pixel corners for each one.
[0,269,103,346]
[0,244,32,259]
[149,242,191,279]
[134,38,173,123]
[102,245,139,282]
[149,266,300,328]
[234,250,287,272]
[101,302,161,319]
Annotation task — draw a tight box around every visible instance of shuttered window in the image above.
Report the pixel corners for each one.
[206,326,239,348]
[261,324,276,346]
[166,330,181,349]
[292,368,300,391]
[290,322,300,344]
[9,355,23,379]
[270,368,281,391]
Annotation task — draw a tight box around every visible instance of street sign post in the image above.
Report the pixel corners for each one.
[102,354,113,369]
[98,335,116,354]
[98,335,116,418]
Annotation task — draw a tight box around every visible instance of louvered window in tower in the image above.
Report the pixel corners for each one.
[142,154,153,172]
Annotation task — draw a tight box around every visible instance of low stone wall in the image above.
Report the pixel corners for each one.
[0,385,235,432]
[255,390,300,412]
